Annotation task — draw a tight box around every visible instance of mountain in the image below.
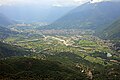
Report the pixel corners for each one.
[98,18,120,39]
[0,5,74,23]
[45,6,75,22]
[0,53,120,80]
[0,57,87,80]
[0,26,18,39]
[0,13,15,26]
[0,42,31,58]
[38,1,120,30]
[0,13,19,39]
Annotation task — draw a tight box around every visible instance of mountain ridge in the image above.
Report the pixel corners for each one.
[98,18,120,39]
[38,1,120,30]
[0,13,15,26]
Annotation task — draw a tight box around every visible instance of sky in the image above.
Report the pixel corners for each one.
[0,0,120,7]
[0,0,89,7]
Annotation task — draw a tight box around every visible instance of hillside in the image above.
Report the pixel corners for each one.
[0,13,15,26]
[0,42,31,58]
[99,19,120,39]
[0,26,18,39]
[0,57,87,80]
[0,53,120,80]
[38,1,120,30]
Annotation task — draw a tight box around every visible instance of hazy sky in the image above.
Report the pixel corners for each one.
[0,0,88,6]
[0,0,120,7]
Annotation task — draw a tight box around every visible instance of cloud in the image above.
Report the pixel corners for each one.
[90,0,111,3]
[74,0,89,3]
[0,0,119,7]
[52,4,63,7]
[0,0,35,6]
[90,0,120,3]
[0,0,89,7]
[0,0,53,6]
[52,0,89,7]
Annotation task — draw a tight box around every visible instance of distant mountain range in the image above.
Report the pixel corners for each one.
[39,1,120,30]
[0,5,74,23]
[98,18,120,39]
[0,13,15,26]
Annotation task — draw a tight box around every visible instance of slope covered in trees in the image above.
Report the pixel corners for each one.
[98,19,120,39]
[0,57,87,80]
[0,42,31,58]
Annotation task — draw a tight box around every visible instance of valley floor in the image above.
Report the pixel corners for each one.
[0,26,120,80]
